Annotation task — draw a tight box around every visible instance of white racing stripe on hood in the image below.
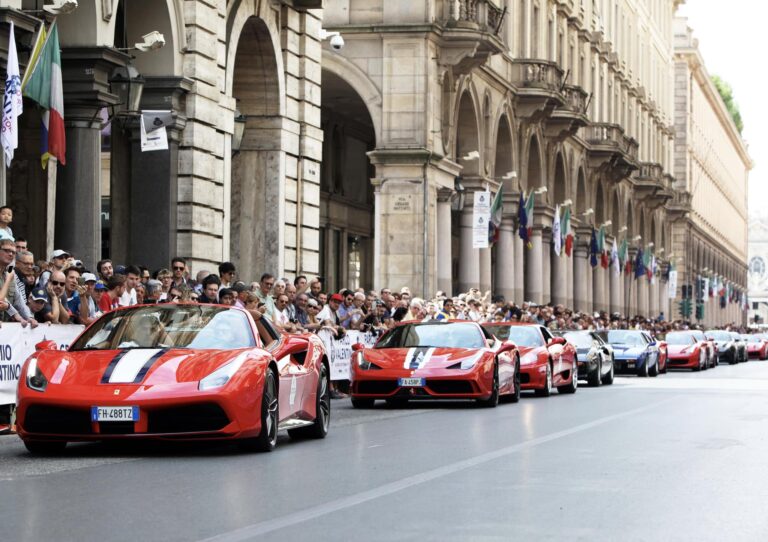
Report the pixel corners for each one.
[109,349,164,383]
[403,347,437,370]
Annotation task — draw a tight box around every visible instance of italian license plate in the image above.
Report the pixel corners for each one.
[91,406,139,422]
[625,361,634,368]
[398,377,425,387]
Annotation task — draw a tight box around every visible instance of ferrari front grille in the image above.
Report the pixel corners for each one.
[355,380,399,395]
[24,405,92,435]
[99,422,135,435]
[147,403,229,433]
[426,380,474,394]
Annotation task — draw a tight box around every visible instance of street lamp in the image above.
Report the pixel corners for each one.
[232,108,246,154]
[451,175,466,212]
[110,62,145,118]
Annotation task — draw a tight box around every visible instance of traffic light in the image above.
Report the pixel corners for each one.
[678,298,692,318]
[695,302,704,321]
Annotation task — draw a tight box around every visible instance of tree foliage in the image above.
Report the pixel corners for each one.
[711,75,744,134]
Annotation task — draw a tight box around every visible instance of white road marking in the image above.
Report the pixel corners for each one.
[199,398,674,542]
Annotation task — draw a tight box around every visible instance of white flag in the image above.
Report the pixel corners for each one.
[611,241,620,275]
[2,22,23,165]
[552,205,561,256]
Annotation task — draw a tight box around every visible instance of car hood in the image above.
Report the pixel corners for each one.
[667,345,693,355]
[364,347,486,370]
[610,344,646,356]
[34,348,253,387]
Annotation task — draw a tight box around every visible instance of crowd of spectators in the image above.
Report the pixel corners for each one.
[0,205,748,337]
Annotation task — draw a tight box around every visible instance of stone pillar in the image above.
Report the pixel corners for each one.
[479,248,492,294]
[566,251,574,308]
[513,234,524,304]
[609,263,621,314]
[541,230,551,304]
[525,228,543,304]
[626,249,637,316]
[593,264,606,312]
[658,279,668,320]
[57,48,129,269]
[495,216,515,300]
[573,245,589,313]
[125,77,192,270]
[459,205,479,292]
[649,279,659,319]
[637,277,649,317]
[436,189,453,295]
[551,250,567,306]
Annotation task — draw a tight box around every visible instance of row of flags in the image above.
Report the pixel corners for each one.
[2,21,66,168]
[698,274,747,307]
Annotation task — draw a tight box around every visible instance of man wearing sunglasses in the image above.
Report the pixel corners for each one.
[170,257,188,288]
[0,239,37,327]
[39,269,70,324]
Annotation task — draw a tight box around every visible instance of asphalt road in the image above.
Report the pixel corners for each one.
[3,362,768,541]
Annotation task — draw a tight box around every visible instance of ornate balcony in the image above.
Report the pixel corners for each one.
[509,59,566,121]
[630,162,671,207]
[546,84,589,141]
[585,122,639,181]
[666,188,692,220]
[439,0,506,75]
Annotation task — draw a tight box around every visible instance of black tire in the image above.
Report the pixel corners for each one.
[351,398,375,409]
[637,358,649,377]
[288,363,330,440]
[385,398,409,408]
[534,363,553,397]
[588,359,602,387]
[510,359,521,403]
[23,440,67,455]
[558,364,578,394]
[602,358,615,385]
[701,352,708,371]
[238,368,279,453]
[477,362,499,408]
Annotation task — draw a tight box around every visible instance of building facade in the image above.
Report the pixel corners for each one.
[747,214,768,328]
[0,1,751,323]
[0,0,324,279]
[671,17,751,326]
[324,0,681,316]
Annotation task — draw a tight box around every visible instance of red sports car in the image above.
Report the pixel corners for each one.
[744,335,768,360]
[664,331,706,371]
[349,321,519,408]
[16,304,330,454]
[657,339,669,374]
[482,323,578,397]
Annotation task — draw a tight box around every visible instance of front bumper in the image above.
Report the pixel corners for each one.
[667,353,699,369]
[350,365,493,400]
[16,383,260,443]
[576,357,599,379]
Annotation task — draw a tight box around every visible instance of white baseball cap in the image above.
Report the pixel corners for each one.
[82,272,98,283]
[50,249,70,259]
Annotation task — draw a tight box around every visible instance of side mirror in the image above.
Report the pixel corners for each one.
[497,341,517,354]
[35,340,58,351]
[351,343,365,352]
[548,337,566,346]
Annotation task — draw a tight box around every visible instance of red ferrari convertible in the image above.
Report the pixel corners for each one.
[349,321,520,408]
[16,304,330,454]
[482,323,578,396]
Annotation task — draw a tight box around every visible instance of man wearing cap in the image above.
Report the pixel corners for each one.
[29,288,50,323]
[317,293,343,329]
[36,249,69,289]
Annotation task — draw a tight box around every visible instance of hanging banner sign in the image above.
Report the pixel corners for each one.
[667,270,678,299]
[472,190,491,249]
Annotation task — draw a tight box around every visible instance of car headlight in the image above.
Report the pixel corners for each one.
[26,358,47,392]
[356,352,380,370]
[521,353,537,366]
[198,354,249,391]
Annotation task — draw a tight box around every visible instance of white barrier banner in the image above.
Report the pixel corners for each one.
[317,329,379,381]
[0,324,84,405]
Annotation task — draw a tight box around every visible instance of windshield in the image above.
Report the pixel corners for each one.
[603,331,647,346]
[706,330,731,341]
[665,332,695,346]
[747,336,762,343]
[484,325,544,347]
[375,323,485,349]
[562,332,595,348]
[70,305,257,351]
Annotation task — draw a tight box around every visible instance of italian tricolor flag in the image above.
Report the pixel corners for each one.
[560,206,573,256]
[23,21,65,168]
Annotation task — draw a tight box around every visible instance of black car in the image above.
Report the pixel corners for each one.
[553,330,614,386]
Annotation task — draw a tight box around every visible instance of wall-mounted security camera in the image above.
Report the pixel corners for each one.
[135,31,166,52]
[44,0,78,15]
[320,29,345,51]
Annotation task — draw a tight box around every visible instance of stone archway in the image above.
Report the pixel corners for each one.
[229,16,284,277]
[455,90,482,293]
[319,70,376,292]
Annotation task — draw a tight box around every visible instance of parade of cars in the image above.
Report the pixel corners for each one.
[552,330,615,386]
[595,330,661,377]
